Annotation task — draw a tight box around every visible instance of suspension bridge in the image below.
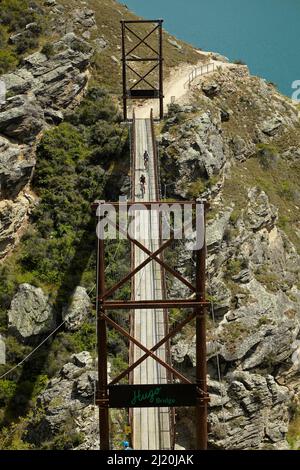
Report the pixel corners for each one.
[94,19,209,451]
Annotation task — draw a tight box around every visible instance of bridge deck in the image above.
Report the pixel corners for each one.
[131,118,171,450]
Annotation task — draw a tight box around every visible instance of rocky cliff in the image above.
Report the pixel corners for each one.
[160,66,300,449]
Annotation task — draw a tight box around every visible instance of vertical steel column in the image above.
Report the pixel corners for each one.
[195,204,208,450]
[97,215,110,450]
[159,20,164,120]
[121,20,127,121]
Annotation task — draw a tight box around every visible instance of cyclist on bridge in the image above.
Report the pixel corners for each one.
[140,174,146,198]
[143,150,149,170]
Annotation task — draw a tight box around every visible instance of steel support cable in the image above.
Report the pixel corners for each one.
[0,320,67,380]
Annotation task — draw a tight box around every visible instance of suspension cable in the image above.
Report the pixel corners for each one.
[0,320,66,380]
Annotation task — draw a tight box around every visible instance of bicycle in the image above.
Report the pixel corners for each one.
[143,151,149,171]
[140,181,146,198]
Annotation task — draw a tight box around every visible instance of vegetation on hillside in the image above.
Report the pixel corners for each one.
[0,0,45,74]
[0,88,131,448]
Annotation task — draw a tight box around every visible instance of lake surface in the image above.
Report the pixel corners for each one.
[122,0,300,97]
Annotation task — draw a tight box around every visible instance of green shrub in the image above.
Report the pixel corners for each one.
[0,49,18,74]
[234,59,246,65]
[1,0,39,32]
[14,33,39,55]
[256,143,279,169]
[0,88,130,435]
[229,209,240,225]
[225,259,241,278]
[187,178,206,197]
[277,180,294,200]
[41,42,55,58]
[0,380,17,406]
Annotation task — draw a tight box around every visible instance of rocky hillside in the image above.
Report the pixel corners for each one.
[0,0,202,450]
[0,0,300,451]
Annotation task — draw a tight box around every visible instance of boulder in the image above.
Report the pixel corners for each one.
[261,116,283,136]
[72,9,96,28]
[202,81,221,97]
[208,371,290,449]
[0,94,44,142]
[71,351,93,368]
[213,280,300,368]
[26,352,100,449]
[179,113,225,182]
[0,136,35,198]
[207,211,232,249]
[1,70,33,95]
[246,187,278,231]
[8,284,56,341]
[62,286,91,331]
[93,37,107,52]
[168,38,182,50]
[0,196,30,258]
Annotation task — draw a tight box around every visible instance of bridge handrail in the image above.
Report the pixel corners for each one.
[185,61,215,89]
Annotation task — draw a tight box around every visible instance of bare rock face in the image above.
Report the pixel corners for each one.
[202,81,221,97]
[161,110,225,197]
[175,374,289,450]
[0,195,30,258]
[62,286,92,331]
[0,94,44,142]
[172,186,300,450]
[261,116,283,136]
[208,372,290,450]
[2,33,93,122]
[26,352,99,449]
[8,284,56,341]
[0,136,34,198]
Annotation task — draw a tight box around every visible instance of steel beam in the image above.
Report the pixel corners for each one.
[101,300,208,310]
[110,311,197,385]
[92,200,209,210]
[195,217,209,450]
[102,313,192,384]
[97,232,110,450]
[120,20,164,120]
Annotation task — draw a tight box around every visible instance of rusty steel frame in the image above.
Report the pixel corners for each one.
[121,20,164,120]
[94,200,209,450]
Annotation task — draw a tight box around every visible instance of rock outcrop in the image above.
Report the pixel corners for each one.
[27,352,103,450]
[0,195,31,258]
[62,286,92,331]
[161,111,226,197]
[8,284,56,341]
[164,66,300,449]
[0,32,93,258]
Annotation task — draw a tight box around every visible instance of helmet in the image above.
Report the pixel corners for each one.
[122,441,129,448]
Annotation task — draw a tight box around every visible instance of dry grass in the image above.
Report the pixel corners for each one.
[57,0,203,94]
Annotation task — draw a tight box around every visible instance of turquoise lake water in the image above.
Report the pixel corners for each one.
[122,0,300,97]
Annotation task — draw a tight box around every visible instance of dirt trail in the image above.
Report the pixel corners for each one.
[132,50,236,119]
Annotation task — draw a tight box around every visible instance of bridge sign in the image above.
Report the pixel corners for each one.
[107,384,197,408]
